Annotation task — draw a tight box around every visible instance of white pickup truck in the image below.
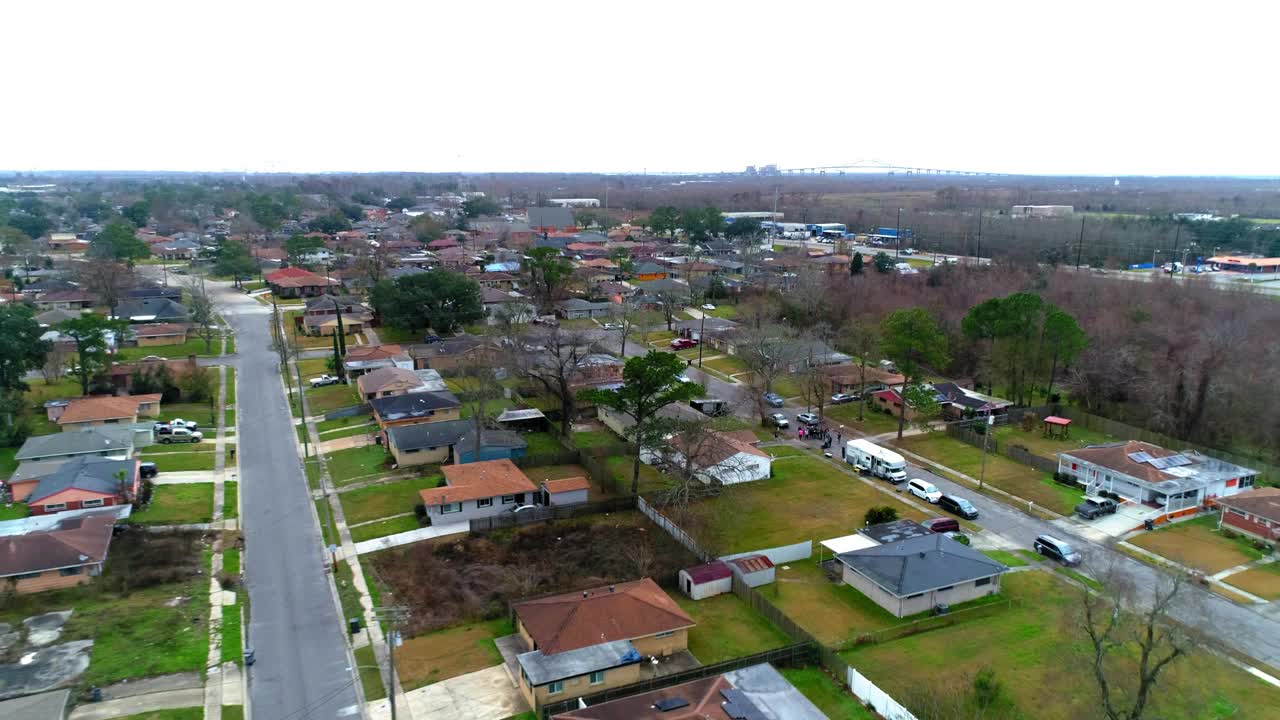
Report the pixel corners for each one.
[310,374,341,388]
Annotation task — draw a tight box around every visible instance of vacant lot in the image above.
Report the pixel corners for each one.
[896,433,1082,515]
[842,571,1280,720]
[140,447,217,472]
[340,475,443,525]
[780,667,876,719]
[325,444,394,485]
[131,484,215,525]
[369,512,696,635]
[993,423,1118,459]
[766,561,901,645]
[305,383,360,414]
[117,337,224,361]
[686,455,925,555]
[397,618,510,690]
[675,593,790,664]
[1223,564,1280,600]
[1128,516,1263,574]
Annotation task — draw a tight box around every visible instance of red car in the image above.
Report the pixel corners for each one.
[670,338,699,350]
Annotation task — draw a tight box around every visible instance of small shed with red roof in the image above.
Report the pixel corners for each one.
[728,554,776,588]
[678,560,732,600]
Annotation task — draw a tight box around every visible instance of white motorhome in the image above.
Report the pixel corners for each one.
[845,439,907,483]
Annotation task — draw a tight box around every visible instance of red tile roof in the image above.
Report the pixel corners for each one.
[419,459,536,506]
[514,578,694,654]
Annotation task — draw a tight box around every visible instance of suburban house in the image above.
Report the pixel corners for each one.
[482,287,536,324]
[111,297,189,323]
[931,382,1014,418]
[14,427,136,463]
[514,578,696,710]
[411,335,503,372]
[821,364,904,395]
[1057,441,1258,519]
[834,527,1007,617]
[369,390,463,436]
[7,457,140,515]
[550,663,828,720]
[266,267,331,298]
[386,419,472,466]
[631,262,668,281]
[151,237,201,260]
[131,323,188,347]
[344,344,414,379]
[35,307,84,327]
[297,295,374,336]
[571,354,624,392]
[0,511,117,594]
[417,459,537,523]
[674,317,739,343]
[56,395,161,431]
[1216,488,1280,544]
[33,290,97,311]
[356,367,435,401]
[641,430,771,485]
[557,298,613,320]
[528,207,577,234]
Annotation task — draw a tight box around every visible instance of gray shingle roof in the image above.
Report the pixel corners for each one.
[836,533,1007,597]
[517,639,639,686]
[370,391,462,421]
[457,428,527,452]
[112,297,189,322]
[26,456,135,504]
[15,427,135,461]
[386,419,471,452]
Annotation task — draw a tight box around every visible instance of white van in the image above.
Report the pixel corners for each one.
[907,478,942,503]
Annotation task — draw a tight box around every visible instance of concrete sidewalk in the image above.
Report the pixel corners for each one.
[351,522,469,555]
[365,665,526,720]
[69,688,204,720]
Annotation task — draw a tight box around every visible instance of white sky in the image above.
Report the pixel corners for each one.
[1,1,1276,176]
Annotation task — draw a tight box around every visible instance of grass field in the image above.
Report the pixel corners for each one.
[117,337,226,361]
[223,482,238,520]
[350,515,422,543]
[156,401,220,427]
[397,618,511,690]
[0,446,18,477]
[140,448,217,472]
[982,550,1030,567]
[676,593,791,664]
[522,431,563,455]
[460,396,515,418]
[701,304,738,319]
[701,355,749,377]
[896,433,1083,515]
[305,383,361,414]
[325,444,393,485]
[765,561,901,645]
[571,429,621,448]
[354,645,387,701]
[0,502,28,520]
[841,571,1280,720]
[316,414,376,434]
[780,667,877,719]
[822,404,903,435]
[1223,563,1280,600]
[689,455,925,554]
[296,357,330,379]
[993,423,1119,459]
[1128,515,1263,574]
[131,484,215,525]
[339,476,444,525]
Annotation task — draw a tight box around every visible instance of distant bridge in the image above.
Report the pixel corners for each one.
[775,160,1017,177]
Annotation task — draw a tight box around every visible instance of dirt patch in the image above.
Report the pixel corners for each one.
[369,511,696,635]
[23,611,72,646]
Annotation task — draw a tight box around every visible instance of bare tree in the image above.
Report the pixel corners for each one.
[654,288,683,331]
[515,326,590,437]
[77,260,134,318]
[40,348,73,384]
[456,357,505,461]
[183,274,222,354]
[735,324,801,426]
[841,319,880,423]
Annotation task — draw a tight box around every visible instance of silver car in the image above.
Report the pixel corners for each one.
[764,392,784,408]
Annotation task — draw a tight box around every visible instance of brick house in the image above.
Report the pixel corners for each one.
[1216,488,1280,544]
[417,459,537,523]
[56,395,161,431]
[0,512,117,594]
[297,295,373,336]
[132,323,189,347]
[8,456,141,515]
[266,267,331,298]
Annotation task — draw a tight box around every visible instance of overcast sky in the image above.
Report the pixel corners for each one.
[2,1,1275,176]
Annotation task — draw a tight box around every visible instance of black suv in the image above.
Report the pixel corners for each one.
[139,462,158,479]
[1074,496,1118,520]
[938,494,979,519]
[1034,534,1082,566]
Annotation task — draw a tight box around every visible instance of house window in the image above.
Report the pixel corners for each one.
[440,502,462,514]
[405,448,419,454]
[501,495,516,504]
[81,498,104,508]
[104,419,119,424]
[1071,463,1078,471]
[976,577,993,587]
[1241,476,1255,489]
[477,498,493,508]
[589,670,605,685]
[937,585,954,592]
[44,503,67,512]
[547,680,564,695]
[14,572,41,580]
[653,630,675,639]
[59,566,82,576]
[1229,508,1247,518]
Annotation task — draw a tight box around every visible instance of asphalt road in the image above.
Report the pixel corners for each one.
[221,288,362,720]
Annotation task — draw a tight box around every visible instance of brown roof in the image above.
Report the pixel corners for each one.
[543,476,590,493]
[1217,488,1280,523]
[133,323,187,337]
[356,367,423,395]
[514,577,694,655]
[552,674,733,720]
[1062,441,1179,484]
[346,344,404,361]
[720,430,760,447]
[419,459,536,506]
[0,513,115,578]
[57,396,145,425]
[667,431,769,467]
[729,554,774,574]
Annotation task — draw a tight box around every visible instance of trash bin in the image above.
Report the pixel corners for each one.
[244,647,256,666]
[90,687,102,702]
[1144,519,1155,532]
[349,617,361,635]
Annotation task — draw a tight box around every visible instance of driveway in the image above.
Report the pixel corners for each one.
[366,665,526,720]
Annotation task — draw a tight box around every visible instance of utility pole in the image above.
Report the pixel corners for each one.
[975,208,983,265]
[895,208,903,258]
[978,414,993,491]
[374,606,411,720]
[697,311,706,367]
[1075,216,1085,270]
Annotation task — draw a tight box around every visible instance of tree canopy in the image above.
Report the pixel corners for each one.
[6,212,51,240]
[410,214,445,242]
[462,197,502,217]
[58,313,128,395]
[370,270,484,333]
[724,217,762,239]
[214,239,258,286]
[680,207,725,242]
[962,291,1085,404]
[91,220,150,261]
[285,234,327,262]
[121,200,150,227]
[880,308,949,438]
[0,305,50,393]
[523,246,573,312]
[647,207,681,236]
[307,211,351,234]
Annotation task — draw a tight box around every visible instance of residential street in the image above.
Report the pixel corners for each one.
[217,284,362,720]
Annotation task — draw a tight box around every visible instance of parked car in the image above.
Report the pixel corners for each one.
[422,334,442,344]
[601,323,622,330]
[701,303,716,311]
[796,412,820,426]
[763,392,784,408]
[675,374,693,383]
[507,504,539,514]
[1034,534,1082,566]
[159,428,203,444]
[670,338,698,350]
[139,462,158,479]
[168,418,198,431]
[938,494,979,519]
[310,375,340,388]
[901,248,915,255]
[770,413,790,429]
[1074,495,1118,520]
[830,392,857,404]
[907,478,943,503]
[922,517,960,534]
[153,422,172,435]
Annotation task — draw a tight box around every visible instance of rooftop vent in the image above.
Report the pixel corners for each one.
[654,698,690,712]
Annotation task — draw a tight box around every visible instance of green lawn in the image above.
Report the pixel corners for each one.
[325,444,393,485]
[377,326,423,344]
[321,424,378,442]
[157,401,220,427]
[571,429,621,449]
[0,446,18,477]
[224,548,241,576]
[24,377,81,405]
[1128,515,1264,574]
[316,499,338,546]
[354,644,387,701]
[982,550,1030,567]
[766,561,901,645]
[842,571,1280,720]
[522,431,564,455]
[350,515,422,543]
[221,601,243,664]
[223,482,238,520]
[397,618,511,690]
[993,423,1119,459]
[339,476,444,525]
[304,457,322,490]
[460,396,515,418]
[222,707,244,720]
[296,357,330,379]
[224,367,237,406]
[117,337,226,361]
[607,455,668,496]
[821,404,902,436]
[689,455,926,554]
[702,304,739,319]
[675,593,791,664]
[701,355,749,377]
[0,502,29,520]
[316,414,376,434]
[305,383,361,414]
[896,433,1083,515]
[780,667,877,720]
[115,710,204,720]
[131,483,215,525]
[139,448,217,472]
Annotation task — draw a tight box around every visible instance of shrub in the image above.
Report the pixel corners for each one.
[1019,413,1038,432]
[1052,472,1077,487]
[1221,529,1239,541]
[217,571,238,590]
[864,506,899,526]
[972,667,1002,708]
[950,533,971,546]
[413,503,427,522]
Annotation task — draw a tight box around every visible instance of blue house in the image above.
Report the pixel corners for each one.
[454,428,528,465]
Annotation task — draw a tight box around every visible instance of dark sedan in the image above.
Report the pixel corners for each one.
[938,494,979,519]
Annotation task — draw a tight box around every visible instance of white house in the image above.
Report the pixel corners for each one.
[641,430,771,485]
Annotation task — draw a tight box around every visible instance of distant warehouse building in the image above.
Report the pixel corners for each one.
[1011,205,1073,218]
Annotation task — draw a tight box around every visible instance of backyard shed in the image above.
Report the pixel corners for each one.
[541,476,590,507]
[679,561,732,600]
[728,554,775,588]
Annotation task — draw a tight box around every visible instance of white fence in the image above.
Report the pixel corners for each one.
[720,540,812,566]
[848,667,918,720]
[637,496,713,562]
